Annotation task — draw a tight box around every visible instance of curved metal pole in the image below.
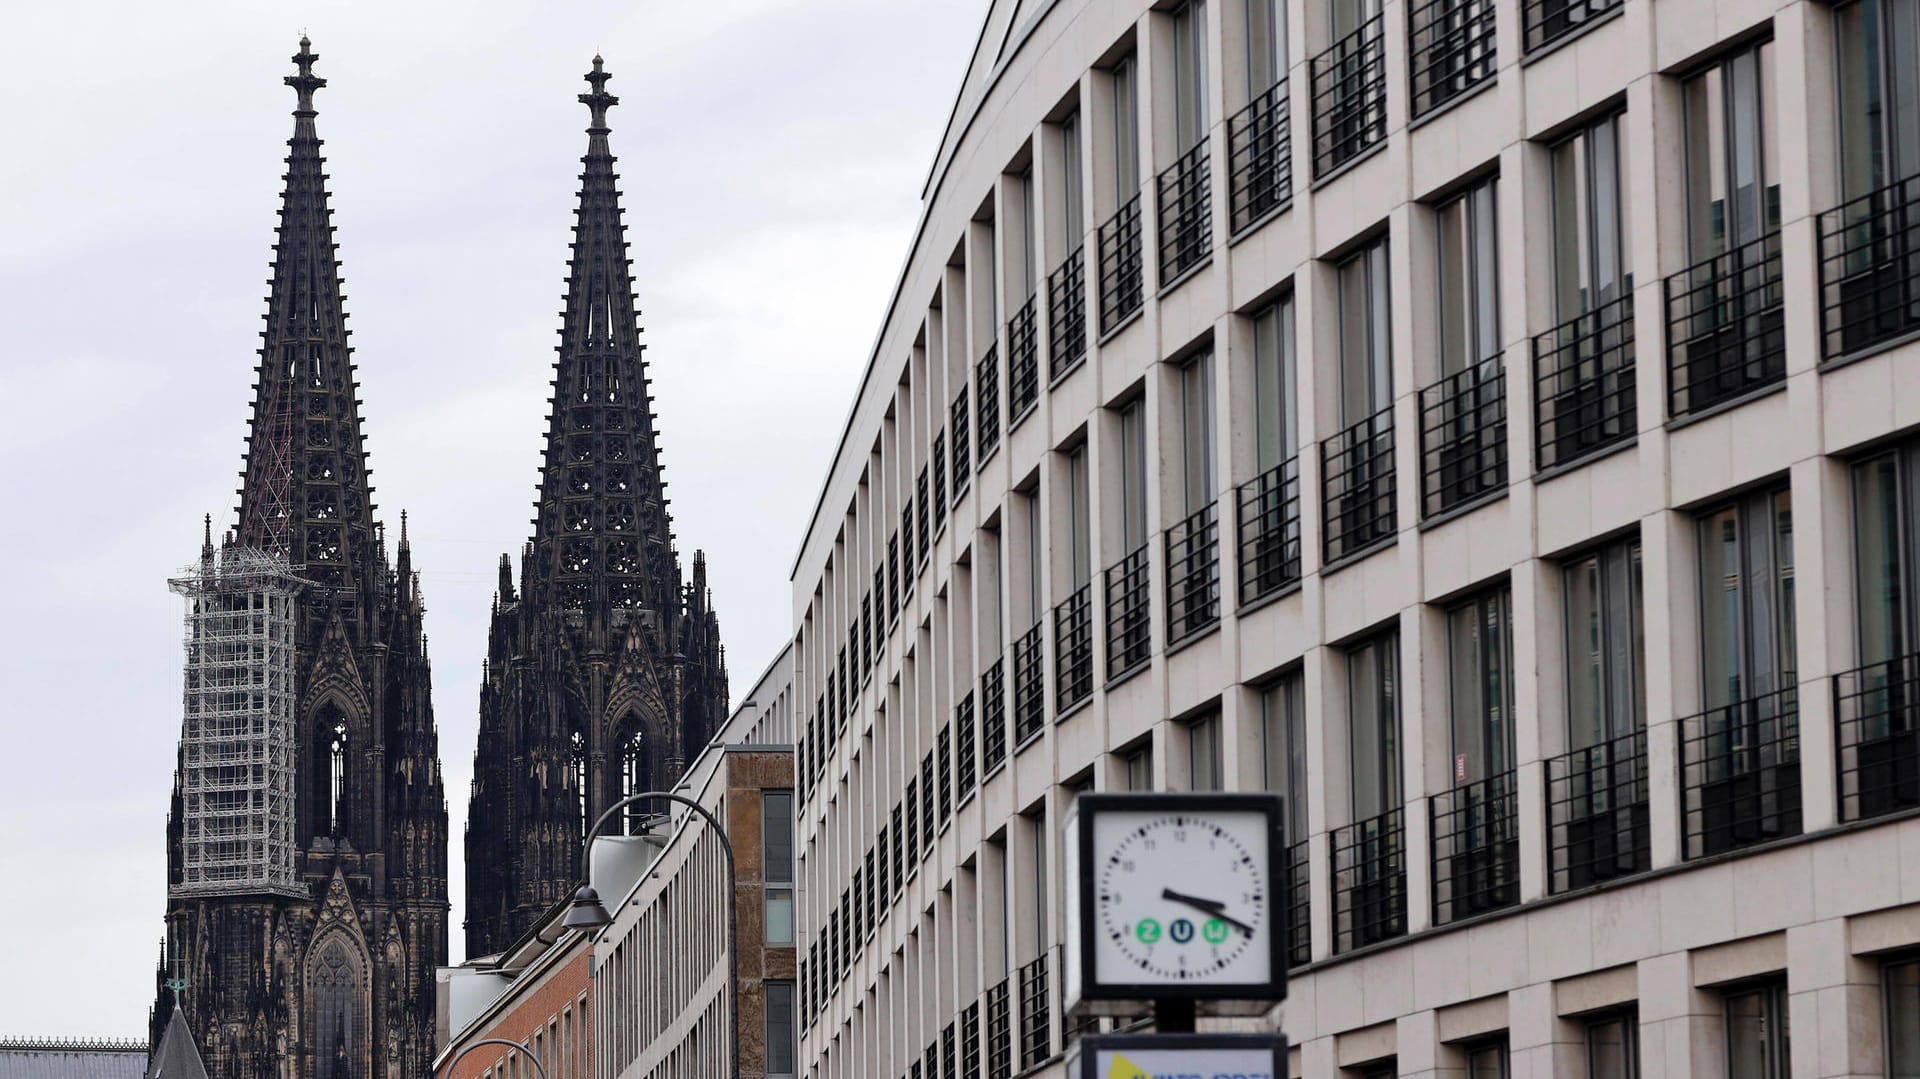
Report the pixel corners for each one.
[440,1037,550,1079]
[583,790,739,1079]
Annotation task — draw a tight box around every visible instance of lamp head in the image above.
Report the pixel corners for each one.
[561,884,613,931]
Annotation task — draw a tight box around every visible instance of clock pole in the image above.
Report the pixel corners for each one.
[1154,998,1196,1033]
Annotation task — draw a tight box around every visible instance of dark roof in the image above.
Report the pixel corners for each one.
[142,1013,205,1079]
[0,1039,145,1079]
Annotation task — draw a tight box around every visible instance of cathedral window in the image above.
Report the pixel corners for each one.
[311,939,362,1079]
[326,718,349,835]
[617,717,647,833]
[571,731,588,839]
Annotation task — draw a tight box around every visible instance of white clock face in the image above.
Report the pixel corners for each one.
[1090,808,1273,987]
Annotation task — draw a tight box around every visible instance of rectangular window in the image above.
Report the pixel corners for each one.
[1889,956,1920,1074]
[1246,0,1289,95]
[1348,631,1402,820]
[1854,445,1920,667]
[1550,111,1632,321]
[1120,398,1150,551]
[1337,237,1393,425]
[1698,487,1796,710]
[1020,167,1038,301]
[1331,0,1384,40]
[765,981,796,1077]
[1449,587,1516,783]
[1683,40,1780,259]
[1067,445,1092,588]
[1124,742,1155,790]
[1061,111,1086,245]
[1844,445,1920,821]
[1262,673,1307,843]
[1253,295,1298,472]
[1180,350,1217,514]
[1188,713,1223,790]
[1723,981,1788,1078]
[1565,537,1646,749]
[1113,55,1141,195]
[1172,1,1210,151]
[1029,812,1049,954]
[1835,0,1920,201]
[1435,177,1501,376]
[1025,489,1045,630]
[764,790,795,944]
[1585,1013,1640,1078]
[1465,1038,1510,1078]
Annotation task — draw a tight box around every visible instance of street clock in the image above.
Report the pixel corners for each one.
[1065,792,1287,1015]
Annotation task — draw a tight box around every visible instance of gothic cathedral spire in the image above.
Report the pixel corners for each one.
[465,58,729,959]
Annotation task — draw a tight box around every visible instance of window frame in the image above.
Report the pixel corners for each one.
[1563,535,1646,750]
[1347,629,1403,821]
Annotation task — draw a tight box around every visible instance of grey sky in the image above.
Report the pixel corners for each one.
[0,0,979,1037]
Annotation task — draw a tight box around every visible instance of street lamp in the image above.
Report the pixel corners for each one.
[564,790,740,1079]
[441,1037,549,1079]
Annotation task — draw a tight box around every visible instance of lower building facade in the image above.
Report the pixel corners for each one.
[786,0,1920,1076]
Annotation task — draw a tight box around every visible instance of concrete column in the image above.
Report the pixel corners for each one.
[1636,951,1723,1079]
[1788,918,1884,1079]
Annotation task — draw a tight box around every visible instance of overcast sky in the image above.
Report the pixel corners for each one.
[0,0,980,1037]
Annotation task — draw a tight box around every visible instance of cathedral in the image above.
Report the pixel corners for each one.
[153,39,448,1079]
[462,57,730,960]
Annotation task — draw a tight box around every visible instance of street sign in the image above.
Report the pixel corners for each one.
[1070,1032,1289,1079]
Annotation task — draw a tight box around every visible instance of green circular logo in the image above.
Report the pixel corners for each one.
[1134,918,1162,944]
[1202,918,1230,944]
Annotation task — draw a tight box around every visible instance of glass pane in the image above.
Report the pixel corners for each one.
[1467,1042,1509,1079]
[1247,0,1288,93]
[764,791,794,882]
[1724,988,1767,1078]
[1700,506,1746,710]
[767,888,795,945]
[1892,0,1920,180]
[1349,633,1401,819]
[1263,675,1308,842]
[1836,0,1887,200]
[1586,1016,1637,1079]
[1889,959,1920,1077]
[1182,351,1217,513]
[1175,1,1210,149]
[1855,452,1907,667]
[1190,716,1222,790]
[1253,297,1297,472]
[1126,745,1155,790]
[1114,57,1140,194]
[1121,400,1149,550]
[766,982,796,1074]
[1437,195,1469,376]
[1450,589,1516,781]
[1069,447,1091,587]
[1062,113,1085,243]
[1566,552,1606,749]
[1772,490,1797,682]
[1684,63,1728,259]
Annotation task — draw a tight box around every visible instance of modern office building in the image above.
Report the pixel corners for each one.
[787,0,1920,1076]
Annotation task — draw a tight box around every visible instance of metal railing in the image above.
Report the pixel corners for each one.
[1410,0,1496,116]
[1311,14,1388,178]
[1522,0,1622,53]
[1817,174,1920,358]
[921,752,937,850]
[1158,138,1212,283]
[1013,623,1046,747]
[1099,195,1144,334]
[937,723,953,822]
[941,1020,957,1079]
[1229,78,1292,234]
[1018,954,1052,1069]
[1054,584,1093,712]
[981,658,1008,777]
[1285,838,1312,969]
[1332,806,1406,952]
[1048,248,1087,380]
[1322,405,1397,563]
[1680,683,1800,858]
[1105,544,1152,680]
[1420,357,1506,518]
[1008,297,1040,425]
[1665,231,1785,417]
[1431,770,1519,925]
[1533,293,1636,471]
[955,692,977,802]
[1547,728,1649,893]
[1836,654,1920,822]
[1238,456,1303,605]
[1166,501,1220,644]
[951,390,971,498]
[985,977,1013,1079]
[960,1001,982,1079]
[976,346,1001,464]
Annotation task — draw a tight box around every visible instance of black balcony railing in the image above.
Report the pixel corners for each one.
[1013,623,1046,747]
[985,978,1013,1079]
[980,658,1008,777]
[1420,357,1506,518]
[1547,728,1650,893]
[1322,405,1396,563]
[1008,297,1040,426]
[1311,14,1388,178]
[1534,293,1636,471]
[1018,954,1051,1069]
[955,691,978,803]
[1238,456,1303,605]
[1229,79,1293,234]
[1166,501,1220,644]
[1048,249,1087,380]
[1681,683,1801,858]
[1285,838,1311,969]
[1105,543,1152,680]
[1054,584,1093,712]
[951,390,971,498]
[1522,0,1622,53]
[1431,771,1519,925]
[1332,806,1406,953]
[1665,231,1785,417]
[1410,0,1496,117]
[1836,654,1920,822]
[941,1021,957,1079]
[1099,195,1144,334]
[1817,174,1920,358]
[1158,138,1212,284]
[961,1001,982,1079]
[976,346,1001,465]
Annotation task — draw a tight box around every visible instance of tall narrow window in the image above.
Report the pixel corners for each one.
[1067,446,1092,589]
[1835,0,1920,202]
[1841,444,1920,820]
[1172,2,1211,152]
[1348,631,1401,820]
[326,719,349,836]
[1261,674,1307,842]
[1187,713,1223,790]
[1337,238,1393,425]
[1247,0,1288,95]
[1683,41,1781,260]
[1331,0,1384,40]
[1061,112,1085,244]
[1020,166,1039,302]
[1723,981,1788,1078]
[1465,1039,1510,1078]
[1120,399,1150,551]
[765,981,796,1077]
[616,718,646,833]
[1180,350,1217,513]
[1550,111,1632,320]
[1585,1013,1639,1079]
[1888,956,1920,1074]
[1449,587,1516,783]
[1565,537,1646,749]
[1253,296,1298,472]
[1113,56,1141,196]
[1029,813,1049,953]
[1124,742,1155,790]
[764,790,796,944]
[1435,178,1501,377]
[570,730,587,838]
[1026,489,1045,630]
[1699,488,1797,709]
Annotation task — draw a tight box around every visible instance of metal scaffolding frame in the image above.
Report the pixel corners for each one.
[168,546,307,897]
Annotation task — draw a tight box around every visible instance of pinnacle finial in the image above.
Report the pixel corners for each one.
[580,55,618,132]
[287,34,326,116]
[399,509,409,547]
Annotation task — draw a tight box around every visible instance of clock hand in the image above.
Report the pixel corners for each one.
[1160,888,1255,936]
